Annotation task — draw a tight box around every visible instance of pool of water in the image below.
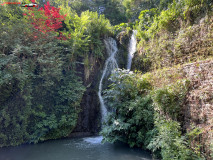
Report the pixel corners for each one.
[0,136,152,160]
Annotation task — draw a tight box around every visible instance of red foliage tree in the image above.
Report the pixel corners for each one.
[24,1,68,40]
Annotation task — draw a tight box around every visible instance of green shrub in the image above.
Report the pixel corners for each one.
[101,69,203,159]
[61,9,113,59]
[152,79,190,120]
[148,79,204,159]
[148,118,202,160]
[102,95,154,148]
[0,6,86,146]
[101,69,154,148]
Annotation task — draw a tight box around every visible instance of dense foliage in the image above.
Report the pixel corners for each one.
[101,69,154,147]
[0,0,113,146]
[0,0,212,159]
[0,3,85,146]
[23,1,67,40]
[101,1,212,159]
[134,0,212,71]
[101,69,203,159]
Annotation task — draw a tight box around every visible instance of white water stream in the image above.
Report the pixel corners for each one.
[98,38,118,123]
[98,31,137,123]
[127,30,137,70]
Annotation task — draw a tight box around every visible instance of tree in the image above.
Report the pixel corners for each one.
[23,1,67,40]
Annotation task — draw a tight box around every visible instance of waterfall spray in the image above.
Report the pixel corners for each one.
[98,38,118,123]
[127,30,137,70]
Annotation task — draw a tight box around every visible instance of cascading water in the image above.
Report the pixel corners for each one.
[98,37,118,123]
[127,30,137,70]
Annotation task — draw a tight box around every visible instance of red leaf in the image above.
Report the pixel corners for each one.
[24,1,68,40]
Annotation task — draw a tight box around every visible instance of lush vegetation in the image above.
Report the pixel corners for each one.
[133,0,212,71]
[101,69,204,159]
[100,0,212,159]
[0,0,212,159]
[0,0,113,146]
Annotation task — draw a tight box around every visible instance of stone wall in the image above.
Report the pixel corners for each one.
[182,60,213,159]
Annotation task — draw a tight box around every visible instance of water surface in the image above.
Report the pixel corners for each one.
[0,136,152,160]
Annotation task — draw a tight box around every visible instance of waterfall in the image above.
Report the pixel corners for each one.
[98,37,118,123]
[127,30,137,70]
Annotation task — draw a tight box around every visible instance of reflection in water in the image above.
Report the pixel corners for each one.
[0,136,152,160]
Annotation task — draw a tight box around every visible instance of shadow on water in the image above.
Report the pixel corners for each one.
[0,136,152,160]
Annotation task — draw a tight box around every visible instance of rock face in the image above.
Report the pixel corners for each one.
[73,84,101,134]
[116,31,131,69]
[71,35,130,136]
[182,60,213,159]
[71,54,102,136]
